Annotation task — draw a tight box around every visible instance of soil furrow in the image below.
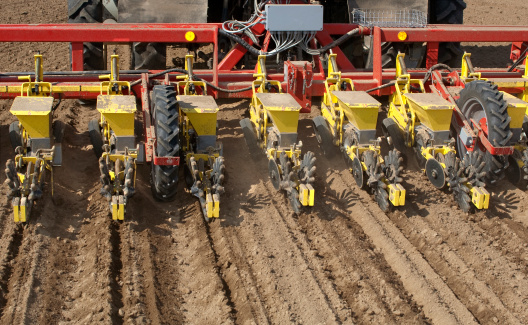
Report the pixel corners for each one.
[397,170,528,324]
[295,173,428,324]
[325,165,477,324]
[123,172,232,324]
[0,222,24,319]
[265,189,349,323]
[0,224,40,325]
[110,222,125,324]
[216,126,345,324]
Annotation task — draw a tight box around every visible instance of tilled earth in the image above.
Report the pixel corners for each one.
[1,0,528,324]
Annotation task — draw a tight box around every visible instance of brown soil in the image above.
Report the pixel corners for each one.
[1,0,528,324]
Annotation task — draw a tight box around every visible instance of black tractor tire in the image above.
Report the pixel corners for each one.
[132,42,167,70]
[456,80,512,184]
[9,122,23,150]
[150,85,180,201]
[88,119,104,158]
[68,0,104,71]
[431,0,467,66]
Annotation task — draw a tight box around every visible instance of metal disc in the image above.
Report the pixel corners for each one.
[382,118,407,166]
[455,190,472,213]
[184,164,194,188]
[425,158,446,189]
[374,186,390,213]
[289,187,301,215]
[506,155,522,185]
[268,159,281,191]
[351,156,365,189]
[312,116,337,158]
[240,118,260,156]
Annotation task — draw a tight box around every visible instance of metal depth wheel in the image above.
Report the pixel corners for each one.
[212,156,226,195]
[351,156,365,189]
[505,153,522,185]
[298,151,316,186]
[444,151,472,212]
[268,158,281,191]
[289,187,302,215]
[239,118,260,157]
[456,80,512,185]
[522,149,528,189]
[312,116,337,158]
[88,119,104,158]
[9,121,22,150]
[384,149,404,185]
[374,185,390,213]
[363,150,390,212]
[382,117,407,167]
[413,128,430,169]
[459,150,486,188]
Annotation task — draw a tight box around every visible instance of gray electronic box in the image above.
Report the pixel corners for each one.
[265,4,324,32]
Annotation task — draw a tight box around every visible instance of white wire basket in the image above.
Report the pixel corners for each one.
[351,9,427,28]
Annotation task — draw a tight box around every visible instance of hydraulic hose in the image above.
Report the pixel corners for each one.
[218,27,364,57]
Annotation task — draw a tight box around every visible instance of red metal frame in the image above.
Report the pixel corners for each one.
[0,23,527,95]
[284,61,313,112]
[0,23,526,102]
[1,22,527,164]
[510,42,527,62]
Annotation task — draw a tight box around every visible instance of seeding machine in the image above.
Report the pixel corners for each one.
[1,1,528,222]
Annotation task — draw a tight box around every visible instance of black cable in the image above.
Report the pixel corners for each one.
[219,29,267,57]
[421,63,454,84]
[219,27,362,57]
[365,81,395,94]
[364,63,455,94]
[51,93,62,111]
[507,46,528,72]
[315,28,361,54]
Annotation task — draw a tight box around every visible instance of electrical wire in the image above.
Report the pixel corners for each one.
[364,63,455,94]
[221,0,345,57]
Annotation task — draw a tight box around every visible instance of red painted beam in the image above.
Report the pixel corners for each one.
[380,25,528,43]
[0,24,218,43]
